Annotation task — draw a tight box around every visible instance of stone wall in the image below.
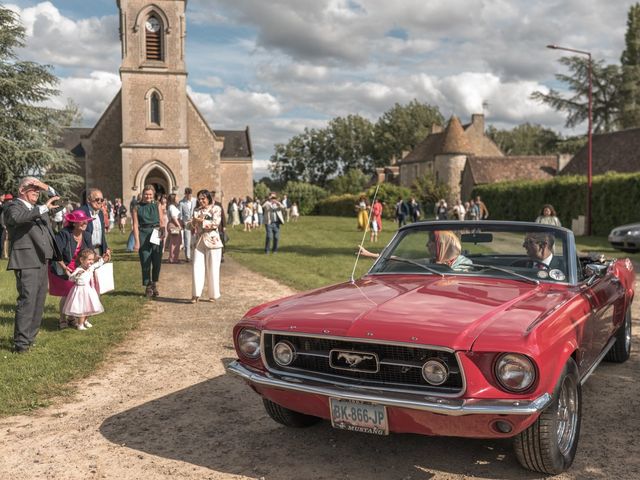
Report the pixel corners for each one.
[220,160,253,204]
[84,94,123,201]
[186,100,220,193]
[399,161,434,188]
[434,154,467,205]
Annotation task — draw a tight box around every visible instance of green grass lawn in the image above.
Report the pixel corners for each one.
[575,236,640,262]
[225,216,396,290]
[0,233,146,416]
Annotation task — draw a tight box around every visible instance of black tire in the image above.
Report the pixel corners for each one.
[514,358,582,475]
[262,398,321,428]
[604,308,632,363]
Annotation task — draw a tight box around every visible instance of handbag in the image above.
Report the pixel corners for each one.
[200,230,223,249]
[94,262,115,294]
[168,224,181,235]
[222,230,229,244]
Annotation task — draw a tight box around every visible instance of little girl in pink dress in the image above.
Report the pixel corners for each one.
[63,248,105,331]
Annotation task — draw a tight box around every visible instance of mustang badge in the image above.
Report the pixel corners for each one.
[330,349,379,373]
[337,352,374,368]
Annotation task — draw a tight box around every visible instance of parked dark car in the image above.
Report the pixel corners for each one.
[608,222,640,252]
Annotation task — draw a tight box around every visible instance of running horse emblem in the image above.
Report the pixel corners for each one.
[337,352,374,368]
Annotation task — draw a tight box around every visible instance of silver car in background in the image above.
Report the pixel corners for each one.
[608,223,640,252]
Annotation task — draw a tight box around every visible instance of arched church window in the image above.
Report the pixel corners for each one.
[145,15,163,61]
[150,92,161,125]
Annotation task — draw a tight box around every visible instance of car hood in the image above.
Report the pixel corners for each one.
[247,275,576,351]
[610,223,640,234]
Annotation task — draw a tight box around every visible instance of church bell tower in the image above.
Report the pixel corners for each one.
[117,0,189,196]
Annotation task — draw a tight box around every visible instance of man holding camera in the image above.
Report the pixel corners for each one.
[3,177,61,353]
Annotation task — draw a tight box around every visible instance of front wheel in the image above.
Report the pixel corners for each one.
[514,358,582,475]
[262,398,321,428]
[604,308,632,363]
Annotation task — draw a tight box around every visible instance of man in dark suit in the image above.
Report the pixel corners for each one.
[80,188,109,256]
[522,232,563,270]
[3,177,61,353]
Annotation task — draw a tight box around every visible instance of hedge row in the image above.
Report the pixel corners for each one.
[472,172,640,236]
[315,183,413,219]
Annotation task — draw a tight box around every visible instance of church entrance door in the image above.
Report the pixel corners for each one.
[144,167,170,196]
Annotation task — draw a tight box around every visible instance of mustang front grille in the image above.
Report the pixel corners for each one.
[262,332,464,395]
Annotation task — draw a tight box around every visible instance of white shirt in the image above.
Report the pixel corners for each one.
[542,253,554,266]
[90,210,103,247]
[18,198,48,215]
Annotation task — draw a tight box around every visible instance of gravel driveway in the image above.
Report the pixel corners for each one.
[0,258,638,479]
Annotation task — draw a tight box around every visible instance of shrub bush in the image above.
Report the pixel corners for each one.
[316,194,360,216]
[473,172,640,236]
[282,181,328,215]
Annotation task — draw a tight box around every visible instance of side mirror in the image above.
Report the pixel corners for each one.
[585,263,608,285]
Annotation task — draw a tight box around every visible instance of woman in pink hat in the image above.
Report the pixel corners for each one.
[49,209,109,329]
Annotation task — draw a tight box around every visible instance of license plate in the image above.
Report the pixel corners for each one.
[329,398,388,435]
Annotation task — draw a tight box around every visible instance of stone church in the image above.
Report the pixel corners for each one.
[61,0,253,203]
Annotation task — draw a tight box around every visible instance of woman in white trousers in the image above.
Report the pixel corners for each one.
[190,190,223,303]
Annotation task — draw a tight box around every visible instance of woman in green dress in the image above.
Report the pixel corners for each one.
[132,185,166,297]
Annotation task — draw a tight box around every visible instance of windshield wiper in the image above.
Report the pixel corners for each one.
[381,256,445,277]
[470,263,540,285]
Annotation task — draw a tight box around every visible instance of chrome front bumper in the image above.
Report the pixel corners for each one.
[226,360,552,417]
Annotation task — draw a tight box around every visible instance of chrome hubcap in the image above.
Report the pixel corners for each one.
[556,376,578,456]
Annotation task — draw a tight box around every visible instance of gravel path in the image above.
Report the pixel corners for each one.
[0,257,638,480]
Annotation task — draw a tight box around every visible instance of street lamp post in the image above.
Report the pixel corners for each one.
[546,44,592,236]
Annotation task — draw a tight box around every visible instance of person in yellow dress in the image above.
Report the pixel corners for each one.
[356,195,369,231]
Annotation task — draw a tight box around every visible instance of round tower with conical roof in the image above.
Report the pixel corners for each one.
[435,115,471,205]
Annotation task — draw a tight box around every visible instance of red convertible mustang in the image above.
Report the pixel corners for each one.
[227,221,634,474]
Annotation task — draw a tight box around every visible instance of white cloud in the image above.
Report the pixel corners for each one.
[48,71,121,124]
[193,76,225,88]
[7,2,120,70]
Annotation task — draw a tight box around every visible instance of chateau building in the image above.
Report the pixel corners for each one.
[399,114,564,204]
[61,0,253,203]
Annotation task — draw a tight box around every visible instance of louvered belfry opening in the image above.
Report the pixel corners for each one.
[145,16,162,61]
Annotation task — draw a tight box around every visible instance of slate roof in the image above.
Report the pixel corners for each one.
[57,127,91,157]
[400,114,503,164]
[560,128,640,175]
[466,156,558,184]
[214,128,253,159]
[441,115,471,154]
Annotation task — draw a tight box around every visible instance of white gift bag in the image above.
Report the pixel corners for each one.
[150,227,162,245]
[95,262,115,294]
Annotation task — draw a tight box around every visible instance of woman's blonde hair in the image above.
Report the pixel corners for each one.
[430,231,461,264]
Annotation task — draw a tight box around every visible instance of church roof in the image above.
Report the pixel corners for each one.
[57,127,91,157]
[560,128,640,175]
[441,115,472,154]
[465,156,558,185]
[215,128,253,159]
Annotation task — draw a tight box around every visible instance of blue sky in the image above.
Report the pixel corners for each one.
[5,0,638,179]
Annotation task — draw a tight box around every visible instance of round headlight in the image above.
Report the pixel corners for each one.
[421,358,449,385]
[273,341,296,366]
[495,353,536,392]
[237,328,261,359]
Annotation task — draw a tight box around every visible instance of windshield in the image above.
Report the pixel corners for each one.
[369,223,571,284]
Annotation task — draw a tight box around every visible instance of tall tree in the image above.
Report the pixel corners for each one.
[0,7,82,197]
[374,100,444,164]
[531,56,621,133]
[620,3,640,128]
[486,123,561,155]
[326,115,376,174]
